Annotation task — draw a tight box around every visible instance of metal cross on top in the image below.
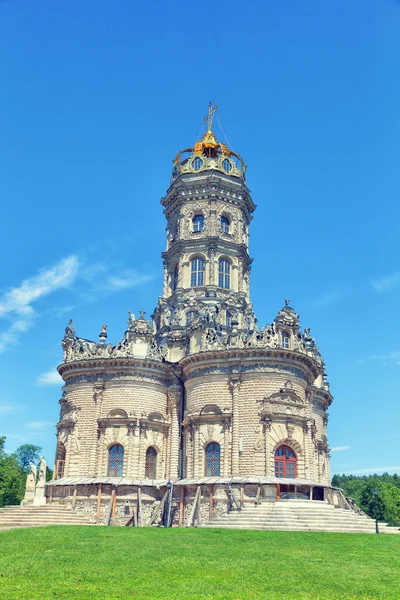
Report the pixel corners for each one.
[202,101,219,131]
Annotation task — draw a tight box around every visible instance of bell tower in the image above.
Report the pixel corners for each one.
[153,103,257,362]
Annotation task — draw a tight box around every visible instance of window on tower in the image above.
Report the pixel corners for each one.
[192,157,203,171]
[193,215,204,232]
[145,446,157,479]
[107,444,124,477]
[220,216,230,234]
[281,331,290,349]
[218,259,230,289]
[205,442,221,476]
[191,257,205,287]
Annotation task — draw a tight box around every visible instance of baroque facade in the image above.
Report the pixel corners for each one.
[48,105,335,525]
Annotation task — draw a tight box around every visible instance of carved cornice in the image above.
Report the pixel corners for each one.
[59,357,172,387]
[180,347,320,382]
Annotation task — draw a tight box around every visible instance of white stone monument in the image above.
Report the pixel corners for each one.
[21,462,37,505]
[33,456,47,506]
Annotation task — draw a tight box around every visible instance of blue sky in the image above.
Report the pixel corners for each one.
[1,0,399,476]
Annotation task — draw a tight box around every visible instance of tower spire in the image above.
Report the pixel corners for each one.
[202,100,219,131]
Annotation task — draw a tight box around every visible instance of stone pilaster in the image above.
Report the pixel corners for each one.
[163,261,168,296]
[208,245,216,286]
[264,420,272,476]
[96,425,106,476]
[223,419,230,476]
[137,424,145,478]
[168,386,181,479]
[126,422,137,478]
[229,376,241,476]
[193,424,200,477]
[89,383,104,476]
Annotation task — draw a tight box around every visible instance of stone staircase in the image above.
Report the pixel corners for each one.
[0,505,95,530]
[202,500,400,534]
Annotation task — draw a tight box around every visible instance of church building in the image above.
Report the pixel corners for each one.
[47,104,337,526]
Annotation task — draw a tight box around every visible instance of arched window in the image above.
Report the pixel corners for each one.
[191,257,205,287]
[281,331,290,349]
[222,159,232,173]
[193,215,204,232]
[173,264,179,290]
[145,446,157,479]
[192,157,203,171]
[226,310,232,327]
[218,259,230,289]
[220,216,230,234]
[55,442,66,480]
[205,442,220,476]
[107,444,124,477]
[274,445,296,479]
[186,311,197,325]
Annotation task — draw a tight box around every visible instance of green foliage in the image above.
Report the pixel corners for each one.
[0,528,399,599]
[0,453,25,507]
[332,473,400,526]
[0,437,51,508]
[15,444,42,472]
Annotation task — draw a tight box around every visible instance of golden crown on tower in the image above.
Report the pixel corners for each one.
[171,102,246,183]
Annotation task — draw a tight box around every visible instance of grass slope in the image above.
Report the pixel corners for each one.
[0,527,399,599]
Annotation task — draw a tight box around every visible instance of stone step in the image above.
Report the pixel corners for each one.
[202,500,395,533]
[0,505,94,528]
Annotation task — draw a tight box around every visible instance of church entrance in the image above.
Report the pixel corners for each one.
[274,445,297,478]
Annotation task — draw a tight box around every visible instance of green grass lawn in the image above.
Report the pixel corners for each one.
[0,527,399,600]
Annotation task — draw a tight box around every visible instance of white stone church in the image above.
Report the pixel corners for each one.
[43,105,370,529]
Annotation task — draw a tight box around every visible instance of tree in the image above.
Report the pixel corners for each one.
[15,444,42,472]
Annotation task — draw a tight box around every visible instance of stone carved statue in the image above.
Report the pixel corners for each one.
[128,311,136,325]
[38,456,47,485]
[21,462,37,505]
[64,319,75,338]
[33,456,47,506]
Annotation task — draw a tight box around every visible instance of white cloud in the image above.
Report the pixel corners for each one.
[25,421,54,430]
[0,404,18,415]
[330,446,351,452]
[0,256,79,319]
[0,246,155,355]
[371,272,400,293]
[315,286,351,308]
[342,466,400,475]
[368,351,400,366]
[0,256,79,353]
[36,369,63,386]
[106,271,153,291]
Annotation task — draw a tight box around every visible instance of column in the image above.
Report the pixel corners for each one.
[223,419,230,476]
[264,420,271,476]
[177,253,184,288]
[237,258,243,292]
[168,386,181,480]
[303,424,309,478]
[96,426,106,476]
[229,377,241,476]
[208,245,216,286]
[193,424,201,477]
[126,422,137,478]
[163,261,168,296]
[90,384,104,476]
[137,424,145,478]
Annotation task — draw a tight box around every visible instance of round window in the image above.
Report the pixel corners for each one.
[222,158,232,172]
[192,157,203,171]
